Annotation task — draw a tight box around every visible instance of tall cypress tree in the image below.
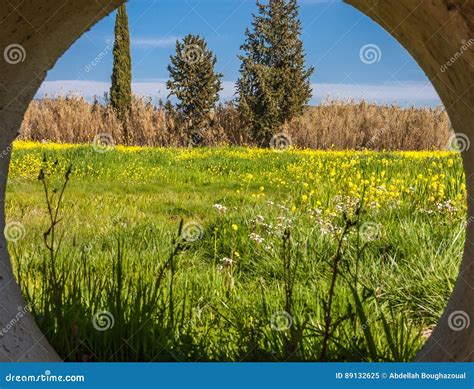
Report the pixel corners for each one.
[110,5,132,140]
[237,0,314,146]
[167,34,222,143]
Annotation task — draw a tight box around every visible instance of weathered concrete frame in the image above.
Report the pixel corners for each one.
[0,0,472,361]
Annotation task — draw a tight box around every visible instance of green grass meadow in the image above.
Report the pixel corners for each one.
[5,142,466,361]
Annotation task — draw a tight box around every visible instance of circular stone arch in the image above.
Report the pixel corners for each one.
[0,0,472,362]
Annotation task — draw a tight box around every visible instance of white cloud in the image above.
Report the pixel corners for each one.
[37,80,112,98]
[311,82,441,105]
[36,79,441,106]
[36,80,168,99]
[131,36,180,49]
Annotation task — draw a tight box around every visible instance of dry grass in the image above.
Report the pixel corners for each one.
[20,94,451,150]
[284,98,450,150]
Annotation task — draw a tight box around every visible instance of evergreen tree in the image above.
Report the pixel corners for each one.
[237,0,314,146]
[167,34,222,143]
[110,5,132,138]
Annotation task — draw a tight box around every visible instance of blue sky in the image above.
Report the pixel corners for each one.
[38,0,442,107]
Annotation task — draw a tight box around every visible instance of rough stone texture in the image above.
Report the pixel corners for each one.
[0,0,126,362]
[346,0,474,362]
[0,0,472,361]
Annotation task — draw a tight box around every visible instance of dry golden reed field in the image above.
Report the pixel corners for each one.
[20,94,451,150]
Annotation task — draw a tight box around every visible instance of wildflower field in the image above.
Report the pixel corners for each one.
[6,141,466,362]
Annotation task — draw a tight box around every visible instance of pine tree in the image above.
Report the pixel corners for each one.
[236,0,314,146]
[167,34,222,144]
[110,5,132,139]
